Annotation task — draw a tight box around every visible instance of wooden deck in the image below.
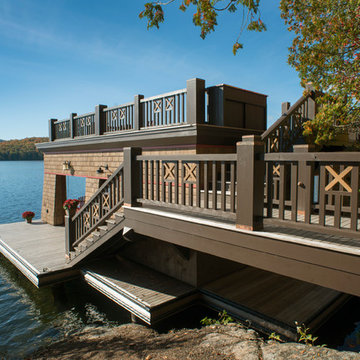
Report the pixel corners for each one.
[201,267,349,339]
[0,221,78,287]
[82,256,197,324]
[124,206,360,297]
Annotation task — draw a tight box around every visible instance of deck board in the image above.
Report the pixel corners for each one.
[82,256,197,324]
[202,266,347,329]
[0,220,78,286]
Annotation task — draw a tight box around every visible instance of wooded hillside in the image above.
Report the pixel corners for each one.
[0,137,48,160]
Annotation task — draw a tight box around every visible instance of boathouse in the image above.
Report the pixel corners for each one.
[1,78,359,339]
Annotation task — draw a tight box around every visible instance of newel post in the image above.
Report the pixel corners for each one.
[70,113,77,138]
[49,118,57,141]
[294,144,316,220]
[65,215,75,256]
[134,95,144,130]
[95,104,107,135]
[124,147,142,207]
[186,78,205,125]
[236,135,265,231]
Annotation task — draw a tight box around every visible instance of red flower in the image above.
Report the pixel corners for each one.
[22,211,35,219]
[63,199,80,211]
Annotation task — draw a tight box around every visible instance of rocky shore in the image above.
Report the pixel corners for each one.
[31,323,360,359]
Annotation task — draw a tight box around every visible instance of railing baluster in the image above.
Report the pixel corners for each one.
[290,162,298,221]
[221,161,226,211]
[278,164,286,220]
[144,160,149,200]
[174,161,179,204]
[212,161,217,210]
[150,160,154,200]
[230,162,235,213]
[351,166,359,231]
[204,161,209,209]
[196,161,201,208]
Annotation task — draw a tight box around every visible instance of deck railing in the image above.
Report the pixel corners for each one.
[73,112,96,137]
[65,140,360,255]
[141,88,187,128]
[265,148,360,237]
[53,119,70,139]
[104,102,134,132]
[49,78,205,141]
[137,153,237,219]
[65,163,124,253]
[261,89,317,152]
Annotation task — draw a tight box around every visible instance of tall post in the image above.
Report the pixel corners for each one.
[48,118,57,141]
[95,105,107,136]
[281,102,290,115]
[236,135,265,231]
[65,215,75,256]
[294,144,315,218]
[124,147,142,207]
[186,78,205,125]
[70,113,77,138]
[134,94,144,130]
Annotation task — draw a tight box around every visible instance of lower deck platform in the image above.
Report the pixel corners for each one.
[0,220,78,287]
[82,256,197,325]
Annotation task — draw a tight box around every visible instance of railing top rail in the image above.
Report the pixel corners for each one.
[140,88,187,103]
[104,102,134,111]
[73,112,95,120]
[72,162,124,221]
[265,151,360,162]
[261,92,313,140]
[54,119,70,124]
[137,153,237,161]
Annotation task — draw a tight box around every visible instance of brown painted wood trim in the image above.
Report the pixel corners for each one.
[124,208,360,297]
[265,152,360,162]
[264,218,360,239]
[137,154,237,161]
[44,172,108,180]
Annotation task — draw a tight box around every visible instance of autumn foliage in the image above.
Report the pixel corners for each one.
[0,137,48,160]
[280,0,360,144]
[141,0,360,145]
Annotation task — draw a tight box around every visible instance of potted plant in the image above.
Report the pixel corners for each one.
[63,199,80,218]
[22,211,35,224]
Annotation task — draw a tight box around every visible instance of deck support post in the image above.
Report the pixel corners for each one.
[70,113,77,138]
[124,147,142,207]
[134,95,144,130]
[294,144,315,218]
[48,118,57,141]
[95,105,107,136]
[186,78,205,124]
[65,215,75,255]
[236,135,265,231]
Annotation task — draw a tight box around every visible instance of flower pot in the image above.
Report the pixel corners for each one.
[65,208,77,218]
[26,218,32,224]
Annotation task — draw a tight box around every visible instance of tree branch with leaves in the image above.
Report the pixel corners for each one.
[139,0,266,54]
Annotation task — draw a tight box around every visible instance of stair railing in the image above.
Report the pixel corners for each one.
[65,163,124,254]
[261,91,316,153]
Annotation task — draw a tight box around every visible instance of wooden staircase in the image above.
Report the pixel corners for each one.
[66,163,128,266]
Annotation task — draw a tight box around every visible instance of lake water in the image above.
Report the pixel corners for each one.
[0,161,359,357]
[0,161,130,359]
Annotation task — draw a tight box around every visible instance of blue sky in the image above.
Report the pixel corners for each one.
[0,0,302,140]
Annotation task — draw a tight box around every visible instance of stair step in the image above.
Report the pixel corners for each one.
[69,251,76,260]
[86,238,95,246]
[98,225,108,235]
[105,219,116,229]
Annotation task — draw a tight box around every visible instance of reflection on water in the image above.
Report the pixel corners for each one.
[0,255,131,358]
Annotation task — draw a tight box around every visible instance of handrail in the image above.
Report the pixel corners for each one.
[261,91,315,152]
[68,162,124,249]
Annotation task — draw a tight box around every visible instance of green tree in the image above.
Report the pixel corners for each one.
[141,0,360,145]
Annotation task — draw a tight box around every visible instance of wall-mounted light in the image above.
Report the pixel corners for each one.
[63,161,71,170]
[96,164,109,174]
